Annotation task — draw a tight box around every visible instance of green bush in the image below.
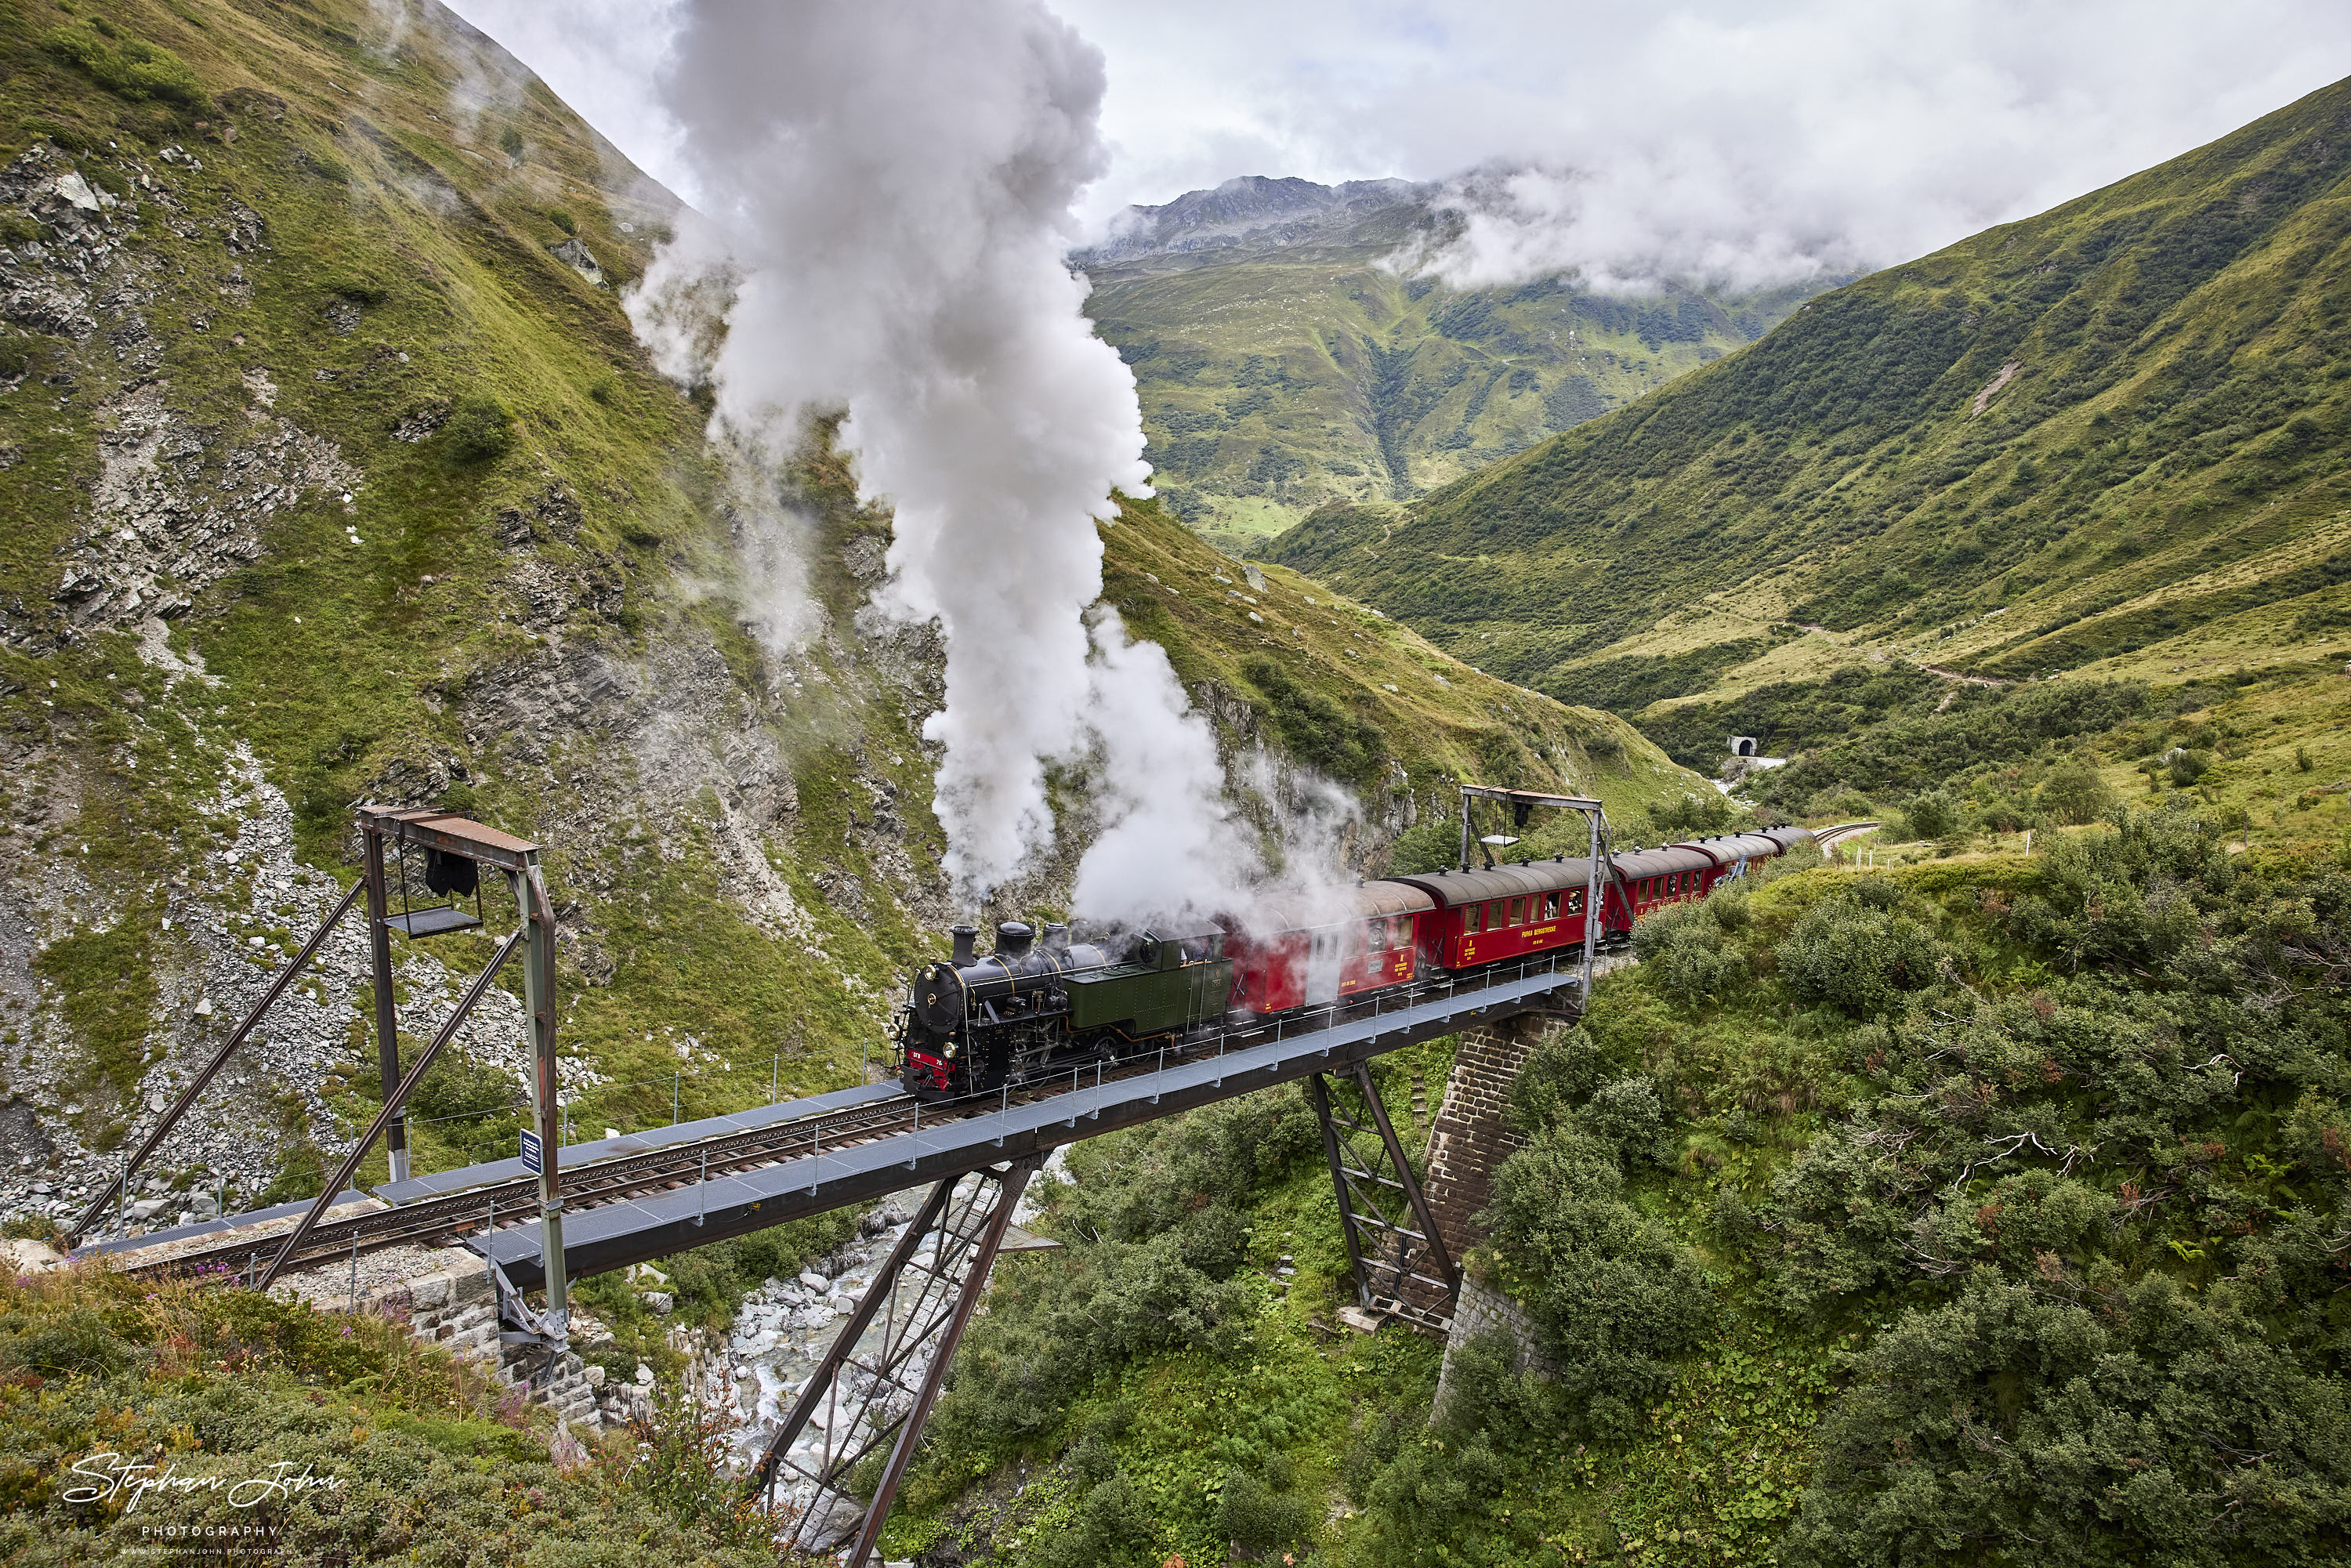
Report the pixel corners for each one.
[1783,1273,2351,1567]
[1902,787,1962,839]
[1775,889,1941,1017]
[1384,814,1462,874]
[547,207,577,235]
[498,125,525,158]
[1027,1474,1160,1567]
[1480,1125,1715,1432]
[1215,1459,1315,1552]
[407,1050,521,1122]
[1631,896,1750,1002]
[2036,757,2117,824]
[1643,791,1744,839]
[1242,656,1385,783]
[441,393,513,464]
[43,26,210,112]
[923,1091,1313,1463]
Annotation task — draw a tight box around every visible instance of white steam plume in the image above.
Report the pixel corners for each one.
[635,0,1242,918]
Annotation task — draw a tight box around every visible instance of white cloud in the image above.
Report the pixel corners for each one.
[1053,0,2351,285]
[452,1,2351,291]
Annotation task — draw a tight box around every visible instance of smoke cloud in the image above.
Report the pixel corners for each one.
[629,0,1248,919]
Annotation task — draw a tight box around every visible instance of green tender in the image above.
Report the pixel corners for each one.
[1065,960,1234,1035]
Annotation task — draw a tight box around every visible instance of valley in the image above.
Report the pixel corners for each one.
[3,3,2350,1567]
[1081,176,1829,553]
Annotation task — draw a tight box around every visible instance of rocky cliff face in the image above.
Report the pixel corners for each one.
[1078,174,1429,267]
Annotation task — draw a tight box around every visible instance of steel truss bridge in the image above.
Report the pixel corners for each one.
[73,797,1600,1563]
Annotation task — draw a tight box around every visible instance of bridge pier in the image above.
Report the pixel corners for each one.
[1421,1010,1573,1272]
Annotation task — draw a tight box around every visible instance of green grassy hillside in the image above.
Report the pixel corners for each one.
[1084,185,1825,552]
[882,811,2351,1568]
[1270,74,2351,741]
[1099,496,1720,853]
[0,0,1719,1202]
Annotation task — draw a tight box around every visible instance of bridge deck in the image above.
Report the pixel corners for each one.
[81,961,1581,1285]
[473,965,1579,1290]
[371,1081,905,1204]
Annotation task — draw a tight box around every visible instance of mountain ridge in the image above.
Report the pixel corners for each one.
[1267,72,2351,719]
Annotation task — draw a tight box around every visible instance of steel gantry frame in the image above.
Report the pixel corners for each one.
[1308,1065,1458,1330]
[748,1158,1045,1563]
[71,805,574,1356]
[1458,784,1614,1000]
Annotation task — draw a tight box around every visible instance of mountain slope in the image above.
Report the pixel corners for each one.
[0,0,1712,1233]
[1270,75,2351,724]
[1081,176,1828,551]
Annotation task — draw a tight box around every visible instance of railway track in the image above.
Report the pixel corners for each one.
[118,957,1585,1284]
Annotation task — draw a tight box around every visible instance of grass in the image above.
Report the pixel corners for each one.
[1266,74,2351,746]
[1087,208,1827,537]
[1098,498,1722,837]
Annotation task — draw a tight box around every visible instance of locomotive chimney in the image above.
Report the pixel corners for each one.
[951,923,977,965]
[995,921,1034,958]
[1042,922,1070,954]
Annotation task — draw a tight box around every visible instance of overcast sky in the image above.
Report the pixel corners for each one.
[446,0,2351,286]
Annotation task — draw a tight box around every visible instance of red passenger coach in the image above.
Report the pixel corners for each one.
[1224,882,1435,1015]
[1610,843,1719,922]
[1385,858,1608,970]
[1686,832,1787,889]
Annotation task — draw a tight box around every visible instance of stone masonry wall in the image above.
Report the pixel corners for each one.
[332,1263,603,1433]
[1433,1276,1560,1413]
[1420,1015,1555,1269]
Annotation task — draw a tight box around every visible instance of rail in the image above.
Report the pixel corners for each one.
[97,948,1596,1286]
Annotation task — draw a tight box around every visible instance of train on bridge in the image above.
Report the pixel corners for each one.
[894,825,1815,1099]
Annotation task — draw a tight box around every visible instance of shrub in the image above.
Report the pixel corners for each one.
[1783,1273,2351,1567]
[441,393,513,464]
[1577,1075,1672,1164]
[1632,896,1749,1002]
[407,1050,520,1122]
[1776,889,1941,1017]
[43,27,210,112]
[1215,1460,1315,1553]
[1241,656,1384,783]
[1644,791,1743,838]
[547,207,577,235]
[498,125,524,158]
[2037,757,2117,825]
[1382,814,1461,874]
[1903,787,1962,839]
[1480,1126,1715,1430]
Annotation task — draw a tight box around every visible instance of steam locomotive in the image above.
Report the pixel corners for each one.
[892,826,1813,1100]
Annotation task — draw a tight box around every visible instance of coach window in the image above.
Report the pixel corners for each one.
[1567,888,1585,914]
[1504,896,1520,925]
[1391,915,1412,947]
[1489,900,1507,929]
[1365,919,1386,954]
[1462,904,1482,934]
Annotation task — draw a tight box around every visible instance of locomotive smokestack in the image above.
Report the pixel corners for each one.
[995,921,1034,958]
[1042,922,1070,954]
[951,923,978,965]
